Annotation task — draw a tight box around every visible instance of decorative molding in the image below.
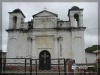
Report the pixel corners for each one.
[38,48,52,49]
[27,37,32,41]
[53,35,58,40]
[6,27,86,33]
[74,37,82,39]
[31,36,36,40]
[6,28,29,33]
[9,38,17,40]
[58,36,63,41]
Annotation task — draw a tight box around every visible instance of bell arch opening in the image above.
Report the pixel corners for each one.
[13,16,17,29]
[74,14,79,27]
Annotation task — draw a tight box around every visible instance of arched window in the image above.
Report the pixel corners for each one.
[74,14,79,27]
[13,16,17,29]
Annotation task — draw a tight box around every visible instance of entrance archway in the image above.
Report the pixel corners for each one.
[39,50,51,70]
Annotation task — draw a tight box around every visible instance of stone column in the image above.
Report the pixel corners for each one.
[70,16,74,27]
[27,37,32,58]
[79,14,83,27]
[54,36,59,58]
[58,36,63,58]
[31,36,36,59]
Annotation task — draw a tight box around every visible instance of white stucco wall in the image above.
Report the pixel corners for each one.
[85,52,96,63]
[71,30,85,63]
[6,9,86,64]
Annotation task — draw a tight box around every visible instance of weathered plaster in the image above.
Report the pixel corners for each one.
[6,8,86,63]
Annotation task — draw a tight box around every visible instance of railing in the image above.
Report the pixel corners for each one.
[1,58,99,75]
[2,58,67,75]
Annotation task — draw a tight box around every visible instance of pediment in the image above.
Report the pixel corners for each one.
[33,10,58,17]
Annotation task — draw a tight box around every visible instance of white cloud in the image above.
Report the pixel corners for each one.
[84,35,98,48]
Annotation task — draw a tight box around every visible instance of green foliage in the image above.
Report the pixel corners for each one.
[85,45,100,53]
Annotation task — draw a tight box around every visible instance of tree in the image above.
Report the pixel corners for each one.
[85,45,100,53]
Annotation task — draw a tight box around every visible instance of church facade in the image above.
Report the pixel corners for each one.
[6,6,86,63]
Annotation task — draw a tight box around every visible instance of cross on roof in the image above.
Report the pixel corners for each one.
[44,7,47,10]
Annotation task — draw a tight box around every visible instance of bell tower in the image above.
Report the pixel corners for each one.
[8,8,25,29]
[68,6,86,63]
[68,6,83,27]
[6,9,26,58]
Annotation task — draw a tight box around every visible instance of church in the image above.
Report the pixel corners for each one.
[6,6,86,64]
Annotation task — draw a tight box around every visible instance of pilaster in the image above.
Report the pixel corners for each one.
[31,36,36,59]
[54,35,59,58]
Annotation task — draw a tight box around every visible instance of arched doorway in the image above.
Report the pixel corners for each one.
[39,50,51,70]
